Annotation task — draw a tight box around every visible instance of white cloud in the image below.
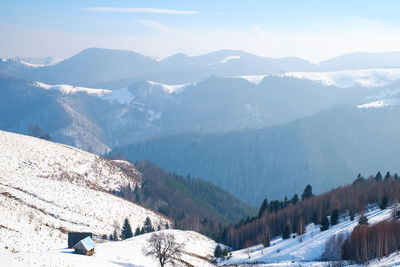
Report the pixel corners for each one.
[85,7,199,15]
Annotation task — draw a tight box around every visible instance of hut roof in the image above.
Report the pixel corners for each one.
[73,236,96,251]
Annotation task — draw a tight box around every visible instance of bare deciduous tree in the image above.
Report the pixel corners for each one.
[143,232,184,267]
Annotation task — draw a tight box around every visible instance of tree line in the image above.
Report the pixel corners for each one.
[222,172,400,249]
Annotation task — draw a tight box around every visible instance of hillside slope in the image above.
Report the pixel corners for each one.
[1,229,217,267]
[222,206,393,266]
[132,160,256,224]
[0,130,169,253]
[113,105,400,204]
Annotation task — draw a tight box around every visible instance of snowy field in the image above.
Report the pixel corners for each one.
[0,230,217,267]
[0,130,169,253]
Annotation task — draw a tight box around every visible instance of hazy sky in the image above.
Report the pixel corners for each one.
[2,0,400,61]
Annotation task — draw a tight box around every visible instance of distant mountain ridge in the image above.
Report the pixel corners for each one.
[5,48,400,87]
[111,105,400,204]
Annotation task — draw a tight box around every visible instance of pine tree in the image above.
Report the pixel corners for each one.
[258,198,269,218]
[375,171,382,181]
[282,223,291,239]
[385,171,391,180]
[121,218,133,240]
[144,217,154,233]
[214,244,223,258]
[320,216,330,231]
[349,209,355,221]
[134,227,141,236]
[358,213,368,226]
[330,209,339,225]
[263,234,270,247]
[380,196,389,210]
[301,184,313,200]
[292,194,299,205]
[354,173,364,184]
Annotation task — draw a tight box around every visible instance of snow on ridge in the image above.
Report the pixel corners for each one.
[17,57,63,68]
[357,98,399,109]
[146,80,188,94]
[357,100,388,109]
[282,68,400,88]
[34,81,111,96]
[102,87,133,104]
[237,75,269,85]
[220,55,241,64]
[235,68,400,88]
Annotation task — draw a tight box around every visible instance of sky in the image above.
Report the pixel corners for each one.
[1,0,400,62]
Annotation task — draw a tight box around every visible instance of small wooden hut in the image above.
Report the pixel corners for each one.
[72,236,96,256]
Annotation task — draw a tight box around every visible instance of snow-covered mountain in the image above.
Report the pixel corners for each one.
[16,57,63,68]
[0,130,170,253]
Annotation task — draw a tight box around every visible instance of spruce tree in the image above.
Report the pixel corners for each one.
[121,218,133,240]
[292,194,299,205]
[258,198,269,218]
[375,171,382,181]
[320,216,330,231]
[358,213,368,226]
[214,245,223,258]
[282,223,291,239]
[380,196,389,210]
[144,217,154,233]
[349,210,355,221]
[134,227,141,236]
[330,209,339,226]
[301,184,313,200]
[263,234,270,247]
[385,171,391,180]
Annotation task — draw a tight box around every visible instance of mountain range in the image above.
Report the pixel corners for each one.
[2,47,400,204]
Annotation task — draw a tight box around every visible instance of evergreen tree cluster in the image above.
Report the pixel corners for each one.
[224,174,398,249]
[134,216,156,236]
[214,244,229,258]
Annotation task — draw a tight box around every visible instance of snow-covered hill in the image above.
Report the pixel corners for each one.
[0,130,170,253]
[237,68,400,88]
[220,206,394,266]
[0,230,217,267]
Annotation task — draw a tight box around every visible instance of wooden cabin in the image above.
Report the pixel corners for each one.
[68,232,92,248]
[72,236,96,256]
